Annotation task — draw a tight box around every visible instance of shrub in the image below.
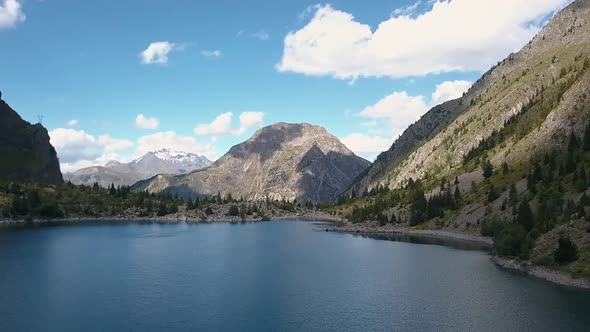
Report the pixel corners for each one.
[228,205,239,216]
[553,237,578,264]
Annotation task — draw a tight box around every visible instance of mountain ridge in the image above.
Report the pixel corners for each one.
[133,122,371,203]
[64,149,212,187]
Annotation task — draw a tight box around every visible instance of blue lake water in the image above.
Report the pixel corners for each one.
[0,221,588,331]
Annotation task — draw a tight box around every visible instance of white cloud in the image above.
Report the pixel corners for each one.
[140,41,176,64]
[238,112,264,135]
[49,129,133,172]
[340,90,433,159]
[135,113,159,130]
[194,112,233,135]
[67,119,78,127]
[49,129,103,165]
[136,131,218,161]
[194,112,264,136]
[98,135,134,152]
[277,0,570,79]
[0,0,25,30]
[50,128,217,172]
[431,80,472,105]
[359,91,429,138]
[340,133,392,160]
[252,30,269,40]
[201,49,222,58]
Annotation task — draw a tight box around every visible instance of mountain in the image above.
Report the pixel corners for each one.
[351,0,590,195]
[64,149,212,187]
[0,96,62,184]
[133,122,371,203]
[336,0,590,280]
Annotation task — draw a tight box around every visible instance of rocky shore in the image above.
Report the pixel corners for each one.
[329,221,493,246]
[0,209,340,227]
[492,257,590,289]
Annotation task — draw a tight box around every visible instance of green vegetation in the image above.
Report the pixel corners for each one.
[553,237,579,264]
[0,181,310,222]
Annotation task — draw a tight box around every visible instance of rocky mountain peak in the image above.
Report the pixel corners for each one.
[133,122,370,203]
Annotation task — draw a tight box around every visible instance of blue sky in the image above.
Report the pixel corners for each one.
[0,0,570,171]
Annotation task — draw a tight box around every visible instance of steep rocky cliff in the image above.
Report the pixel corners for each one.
[133,123,370,203]
[0,97,62,184]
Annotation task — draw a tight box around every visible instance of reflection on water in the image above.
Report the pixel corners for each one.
[357,232,492,252]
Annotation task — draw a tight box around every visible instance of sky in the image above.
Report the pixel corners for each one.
[0,0,572,172]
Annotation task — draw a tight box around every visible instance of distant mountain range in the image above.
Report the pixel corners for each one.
[133,122,371,203]
[64,149,212,187]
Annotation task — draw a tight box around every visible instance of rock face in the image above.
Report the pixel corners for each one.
[350,0,590,194]
[65,149,212,187]
[0,98,63,184]
[133,123,371,203]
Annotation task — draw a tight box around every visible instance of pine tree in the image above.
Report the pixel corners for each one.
[482,160,494,178]
[157,201,168,216]
[517,201,534,231]
[487,184,499,202]
[584,123,590,151]
[454,186,462,204]
[568,131,579,152]
[509,183,518,205]
[553,237,578,264]
[575,166,588,192]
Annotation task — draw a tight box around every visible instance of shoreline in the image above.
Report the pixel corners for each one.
[332,222,590,290]
[329,223,493,246]
[492,257,590,290]
[0,211,341,227]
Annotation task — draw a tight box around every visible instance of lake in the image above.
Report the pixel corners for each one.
[0,221,588,331]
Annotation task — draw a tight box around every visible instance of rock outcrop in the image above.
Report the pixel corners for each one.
[0,98,63,184]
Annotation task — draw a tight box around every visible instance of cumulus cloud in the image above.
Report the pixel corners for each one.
[49,129,103,165]
[67,119,78,127]
[359,91,429,138]
[135,131,218,161]
[237,112,264,135]
[0,0,25,30]
[193,112,233,135]
[277,0,570,79]
[194,112,264,136]
[340,133,392,160]
[49,128,217,172]
[431,80,472,105]
[135,113,159,129]
[49,129,134,172]
[201,49,222,58]
[98,135,134,152]
[140,41,176,64]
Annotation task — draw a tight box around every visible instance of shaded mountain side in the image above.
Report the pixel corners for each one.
[132,123,371,203]
[0,98,62,184]
[350,0,590,194]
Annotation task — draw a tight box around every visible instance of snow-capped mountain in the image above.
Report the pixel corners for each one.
[64,150,212,187]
